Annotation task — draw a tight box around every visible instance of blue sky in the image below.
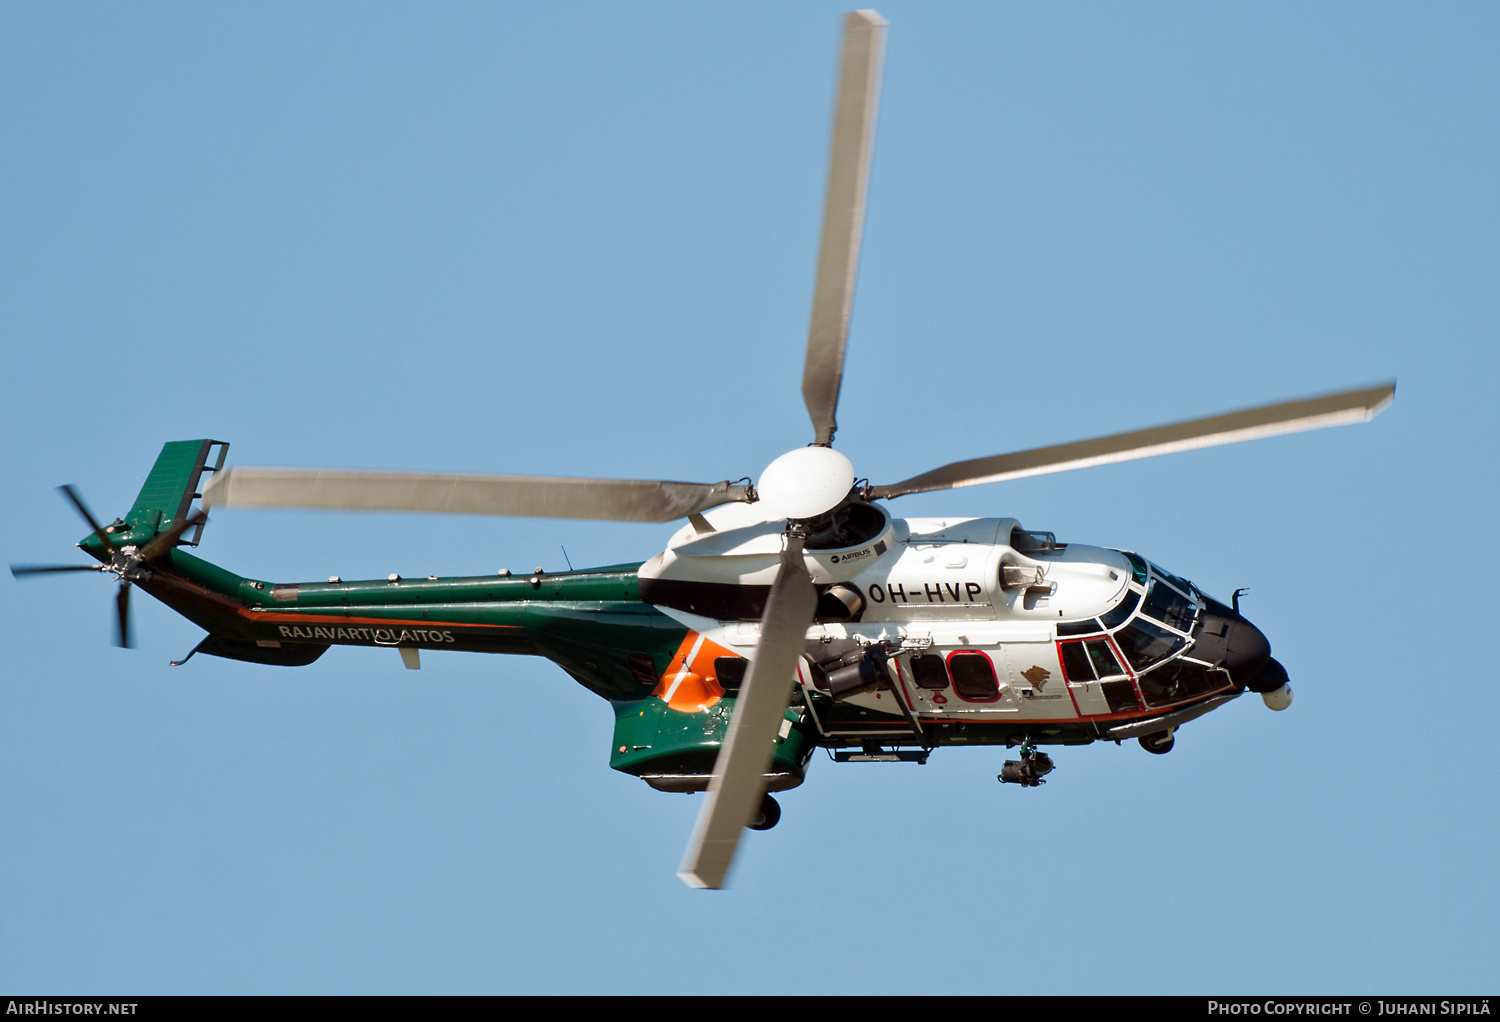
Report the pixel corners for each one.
[3,2,1497,994]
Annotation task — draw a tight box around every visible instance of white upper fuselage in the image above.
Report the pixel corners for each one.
[645,503,1130,623]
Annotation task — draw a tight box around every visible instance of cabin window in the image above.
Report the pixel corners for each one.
[627,653,658,687]
[948,652,999,701]
[909,654,950,690]
[714,656,748,693]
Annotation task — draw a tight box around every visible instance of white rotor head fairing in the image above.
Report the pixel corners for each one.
[755,447,855,520]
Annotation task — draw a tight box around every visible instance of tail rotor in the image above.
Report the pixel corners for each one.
[9,485,204,649]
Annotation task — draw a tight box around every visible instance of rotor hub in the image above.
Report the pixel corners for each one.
[755,446,855,520]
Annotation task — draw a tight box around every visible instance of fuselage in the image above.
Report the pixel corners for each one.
[635,505,1274,756]
[114,503,1279,794]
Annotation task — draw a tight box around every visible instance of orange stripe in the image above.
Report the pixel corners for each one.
[149,572,523,631]
[249,611,520,630]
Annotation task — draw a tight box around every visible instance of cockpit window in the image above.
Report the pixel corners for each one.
[1059,639,1127,683]
[1081,557,1200,674]
[1141,578,1197,632]
[1086,640,1126,679]
[1138,657,1232,708]
[1114,618,1187,672]
[1101,680,1141,713]
[1100,589,1140,629]
[1148,560,1195,599]
[1057,618,1104,637]
[1058,641,1093,682]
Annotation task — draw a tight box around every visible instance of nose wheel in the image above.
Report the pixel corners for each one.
[1139,729,1176,754]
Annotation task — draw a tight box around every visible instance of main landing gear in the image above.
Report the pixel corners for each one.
[998,739,1055,787]
[747,793,781,831]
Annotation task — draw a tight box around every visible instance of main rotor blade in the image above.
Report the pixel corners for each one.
[58,485,116,551]
[678,533,817,890]
[201,469,752,523]
[802,9,887,446]
[115,582,132,649]
[10,564,107,577]
[870,383,1396,500]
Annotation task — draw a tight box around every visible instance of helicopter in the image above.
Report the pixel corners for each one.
[10,10,1394,890]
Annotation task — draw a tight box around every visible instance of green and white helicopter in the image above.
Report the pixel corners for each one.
[12,11,1393,890]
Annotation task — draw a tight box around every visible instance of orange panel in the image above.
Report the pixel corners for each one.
[652,630,739,713]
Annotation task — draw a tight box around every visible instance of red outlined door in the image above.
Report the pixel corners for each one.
[900,651,953,714]
[1056,636,1140,718]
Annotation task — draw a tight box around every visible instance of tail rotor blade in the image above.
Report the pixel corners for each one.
[802,10,887,446]
[11,564,107,578]
[58,485,117,551]
[678,533,817,890]
[139,511,206,561]
[115,583,132,649]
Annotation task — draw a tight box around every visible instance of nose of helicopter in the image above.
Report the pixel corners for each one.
[1193,598,1278,691]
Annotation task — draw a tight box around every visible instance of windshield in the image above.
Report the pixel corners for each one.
[1148,559,1197,601]
[1114,618,1187,672]
[1069,553,1203,674]
[1141,578,1196,632]
[1052,553,1232,704]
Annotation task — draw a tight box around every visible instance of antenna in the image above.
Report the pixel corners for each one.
[561,546,574,572]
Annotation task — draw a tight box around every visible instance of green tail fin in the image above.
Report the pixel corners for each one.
[126,440,228,544]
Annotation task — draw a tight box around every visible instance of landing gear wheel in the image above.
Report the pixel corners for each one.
[747,793,781,831]
[1139,731,1175,755]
